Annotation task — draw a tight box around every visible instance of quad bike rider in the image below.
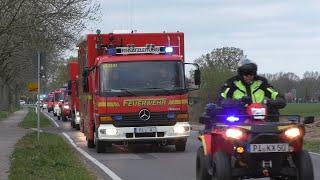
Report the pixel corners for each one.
[196,57,314,179]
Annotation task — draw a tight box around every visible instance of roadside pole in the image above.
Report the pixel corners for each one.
[37,51,41,141]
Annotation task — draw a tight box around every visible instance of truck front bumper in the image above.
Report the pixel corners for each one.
[97,122,190,142]
[54,106,61,116]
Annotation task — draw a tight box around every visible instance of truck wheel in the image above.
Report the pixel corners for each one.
[295,150,314,180]
[87,139,94,148]
[62,115,67,122]
[196,147,211,180]
[75,124,80,130]
[212,152,231,180]
[96,140,106,153]
[53,113,57,117]
[71,120,75,128]
[57,116,61,120]
[175,140,186,152]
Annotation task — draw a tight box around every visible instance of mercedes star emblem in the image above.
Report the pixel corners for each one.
[139,109,151,121]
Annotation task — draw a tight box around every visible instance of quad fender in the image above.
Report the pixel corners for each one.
[199,134,212,155]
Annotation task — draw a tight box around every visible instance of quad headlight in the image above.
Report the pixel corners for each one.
[226,128,243,139]
[284,127,301,139]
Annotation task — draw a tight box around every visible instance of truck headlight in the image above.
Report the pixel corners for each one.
[63,105,70,109]
[105,128,117,136]
[226,128,243,139]
[173,125,189,134]
[284,127,301,139]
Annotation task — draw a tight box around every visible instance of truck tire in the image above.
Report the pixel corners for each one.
[96,140,106,153]
[212,152,231,180]
[75,124,80,130]
[175,140,186,152]
[87,139,94,148]
[57,116,61,120]
[196,146,211,180]
[71,120,75,128]
[296,150,314,180]
[53,112,57,116]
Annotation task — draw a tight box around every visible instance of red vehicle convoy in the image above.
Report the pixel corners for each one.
[77,30,200,153]
[67,60,81,129]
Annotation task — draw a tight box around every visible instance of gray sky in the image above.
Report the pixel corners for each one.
[84,0,320,77]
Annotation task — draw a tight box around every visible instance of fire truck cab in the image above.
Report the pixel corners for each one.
[77,31,200,153]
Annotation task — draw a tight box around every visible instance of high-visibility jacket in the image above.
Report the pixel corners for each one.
[220,75,280,103]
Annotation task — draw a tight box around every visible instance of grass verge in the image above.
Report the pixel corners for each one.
[20,109,52,128]
[304,140,320,154]
[0,111,9,120]
[281,103,320,117]
[9,132,96,180]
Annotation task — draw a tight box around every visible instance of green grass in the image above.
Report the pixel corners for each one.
[280,103,320,117]
[20,109,52,128]
[9,132,96,180]
[304,140,320,153]
[0,111,9,120]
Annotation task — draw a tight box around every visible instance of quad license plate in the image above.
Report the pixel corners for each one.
[249,143,289,153]
[134,127,157,133]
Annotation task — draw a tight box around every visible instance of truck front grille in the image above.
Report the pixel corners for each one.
[113,112,176,127]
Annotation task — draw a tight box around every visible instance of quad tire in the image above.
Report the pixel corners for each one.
[196,147,211,180]
[212,152,232,180]
[295,150,314,180]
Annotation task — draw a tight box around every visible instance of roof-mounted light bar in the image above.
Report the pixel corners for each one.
[106,46,174,55]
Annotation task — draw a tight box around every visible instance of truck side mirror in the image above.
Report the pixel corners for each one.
[82,67,89,92]
[303,116,314,124]
[194,69,201,85]
[83,67,89,77]
[67,80,72,95]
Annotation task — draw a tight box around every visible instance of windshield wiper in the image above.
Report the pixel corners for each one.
[110,89,136,96]
[141,87,173,95]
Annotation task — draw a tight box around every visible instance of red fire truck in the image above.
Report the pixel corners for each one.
[47,92,54,112]
[77,31,200,153]
[53,88,66,120]
[67,60,81,129]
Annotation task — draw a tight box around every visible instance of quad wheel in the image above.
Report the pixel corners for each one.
[196,146,210,180]
[295,150,314,180]
[212,152,232,180]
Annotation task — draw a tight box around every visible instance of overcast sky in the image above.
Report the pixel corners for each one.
[84,0,320,77]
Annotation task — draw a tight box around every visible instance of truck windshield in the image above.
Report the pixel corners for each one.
[54,93,64,101]
[100,61,184,92]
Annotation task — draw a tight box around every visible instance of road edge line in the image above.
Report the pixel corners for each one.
[42,112,59,127]
[62,132,122,180]
[309,152,320,156]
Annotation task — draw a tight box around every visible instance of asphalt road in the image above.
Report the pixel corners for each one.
[43,111,320,180]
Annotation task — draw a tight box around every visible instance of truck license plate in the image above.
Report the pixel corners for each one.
[134,127,157,133]
[249,143,289,153]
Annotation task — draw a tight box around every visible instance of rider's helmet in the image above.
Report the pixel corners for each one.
[237,56,257,76]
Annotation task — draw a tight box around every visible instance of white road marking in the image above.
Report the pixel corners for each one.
[42,112,59,127]
[62,132,122,180]
[310,152,320,156]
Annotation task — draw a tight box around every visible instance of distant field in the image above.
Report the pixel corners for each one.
[280,103,320,117]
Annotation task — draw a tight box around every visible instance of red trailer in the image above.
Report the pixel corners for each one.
[77,31,200,153]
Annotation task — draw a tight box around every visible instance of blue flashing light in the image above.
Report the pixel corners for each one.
[107,48,116,55]
[167,112,175,120]
[113,115,123,121]
[165,46,173,53]
[226,116,240,122]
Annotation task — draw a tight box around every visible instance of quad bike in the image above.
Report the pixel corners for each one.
[196,100,314,180]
